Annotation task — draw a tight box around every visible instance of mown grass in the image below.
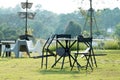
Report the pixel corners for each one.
[0,50,120,80]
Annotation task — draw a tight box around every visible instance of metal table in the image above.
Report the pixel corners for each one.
[51,38,81,70]
[1,40,16,57]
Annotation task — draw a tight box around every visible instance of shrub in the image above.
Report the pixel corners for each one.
[104,40,119,49]
[49,40,120,51]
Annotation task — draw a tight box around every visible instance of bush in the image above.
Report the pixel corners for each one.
[104,40,119,49]
[49,40,120,51]
[49,41,87,51]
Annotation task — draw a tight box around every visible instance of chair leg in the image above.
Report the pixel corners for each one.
[51,56,63,68]
[85,55,93,70]
[91,49,97,67]
[54,55,57,66]
[71,54,79,71]
[2,48,7,57]
[68,55,72,67]
[89,51,94,67]
[46,52,48,69]
[61,56,65,69]
[41,53,44,68]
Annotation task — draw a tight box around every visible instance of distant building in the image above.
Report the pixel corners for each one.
[107,28,113,33]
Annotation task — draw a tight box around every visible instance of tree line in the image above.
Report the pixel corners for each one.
[0,4,120,40]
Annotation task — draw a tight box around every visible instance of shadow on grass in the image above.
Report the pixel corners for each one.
[39,67,93,75]
[40,69,79,74]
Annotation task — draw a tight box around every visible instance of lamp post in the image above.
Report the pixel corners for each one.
[18,0,36,40]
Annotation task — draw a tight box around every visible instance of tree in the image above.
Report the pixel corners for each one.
[1,5,120,39]
[114,23,120,40]
[64,21,81,37]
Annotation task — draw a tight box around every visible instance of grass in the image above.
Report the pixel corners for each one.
[0,50,120,80]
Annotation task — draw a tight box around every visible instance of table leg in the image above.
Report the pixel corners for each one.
[5,44,11,57]
[0,44,2,57]
[51,55,63,68]
[70,53,81,71]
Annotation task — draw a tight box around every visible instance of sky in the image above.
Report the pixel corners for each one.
[0,0,120,14]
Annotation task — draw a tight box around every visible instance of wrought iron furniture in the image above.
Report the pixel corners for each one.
[41,34,56,69]
[1,40,16,57]
[51,34,81,70]
[71,35,97,70]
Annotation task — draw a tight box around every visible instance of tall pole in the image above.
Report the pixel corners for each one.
[89,0,93,38]
[18,0,35,40]
[25,0,28,35]
[89,0,97,67]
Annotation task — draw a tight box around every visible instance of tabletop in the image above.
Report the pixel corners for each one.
[1,40,16,44]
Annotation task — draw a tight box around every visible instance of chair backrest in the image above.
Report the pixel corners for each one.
[56,34,71,47]
[56,34,71,56]
[42,34,56,53]
[56,34,71,39]
[48,34,56,44]
[77,35,92,42]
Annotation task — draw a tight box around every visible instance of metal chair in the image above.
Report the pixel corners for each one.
[41,34,56,69]
[71,35,97,70]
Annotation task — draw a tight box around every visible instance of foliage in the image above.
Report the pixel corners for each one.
[49,39,120,51]
[0,6,120,39]
[104,40,119,49]
[114,23,120,40]
[0,23,20,39]
[55,13,83,34]
[64,21,81,38]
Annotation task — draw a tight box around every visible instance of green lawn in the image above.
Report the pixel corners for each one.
[0,50,120,80]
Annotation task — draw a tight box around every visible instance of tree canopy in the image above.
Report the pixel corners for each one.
[65,21,81,37]
[0,5,120,39]
[114,23,120,40]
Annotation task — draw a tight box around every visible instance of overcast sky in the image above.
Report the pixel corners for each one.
[0,0,120,14]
